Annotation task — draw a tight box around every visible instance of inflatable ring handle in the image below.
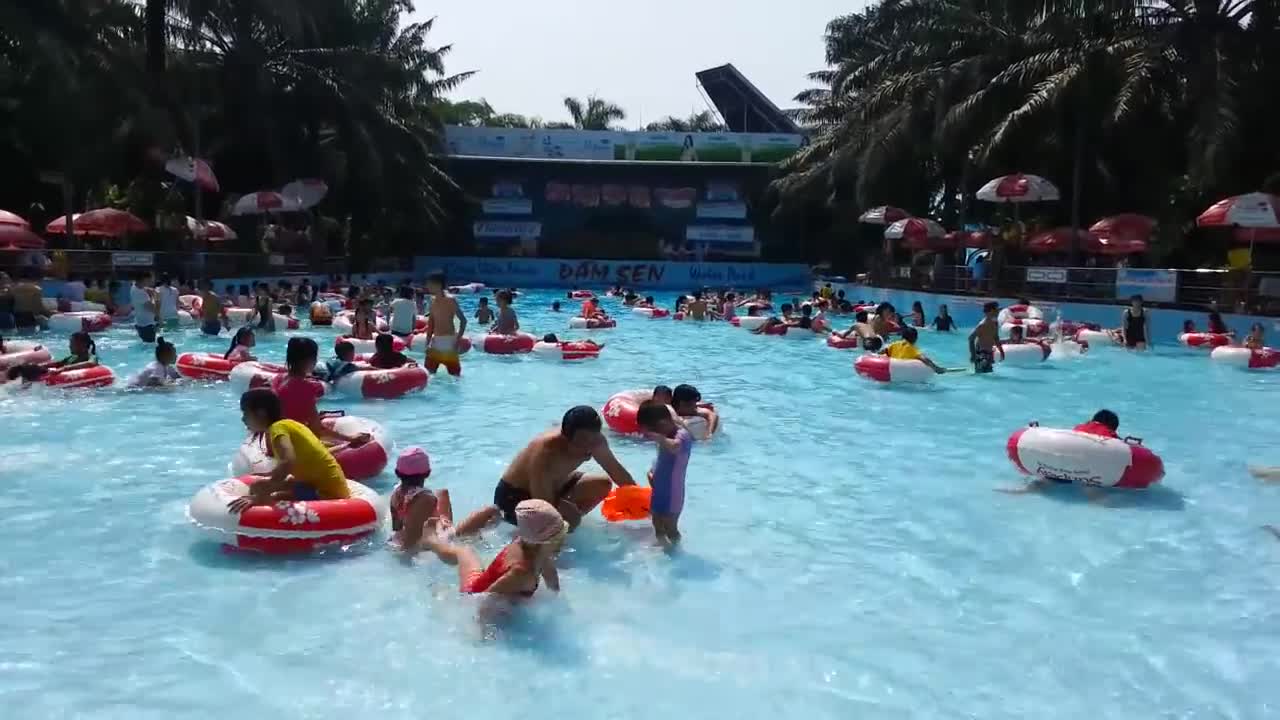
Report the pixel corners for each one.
[320,410,346,419]
[1123,435,1144,446]
[1029,421,1040,427]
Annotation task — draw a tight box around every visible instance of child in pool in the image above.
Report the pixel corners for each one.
[5,331,99,383]
[636,400,693,545]
[228,388,352,512]
[278,337,370,448]
[933,304,956,332]
[907,301,926,327]
[1006,325,1026,343]
[368,333,415,369]
[491,290,519,334]
[672,383,719,438]
[475,297,495,324]
[652,384,673,405]
[551,301,561,312]
[1207,311,1231,335]
[1244,323,1265,350]
[224,327,256,361]
[882,326,949,374]
[129,336,181,388]
[1182,319,1197,333]
[351,298,378,340]
[998,410,1119,500]
[323,340,360,383]
[419,499,566,595]
[389,446,450,550]
[968,301,1004,373]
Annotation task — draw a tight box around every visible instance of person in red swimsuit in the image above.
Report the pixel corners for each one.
[274,337,369,448]
[420,499,566,597]
[1073,409,1119,438]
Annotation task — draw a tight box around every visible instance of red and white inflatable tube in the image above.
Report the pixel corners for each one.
[742,302,773,313]
[1000,319,1049,337]
[826,333,862,350]
[603,389,651,434]
[228,361,290,392]
[533,340,602,361]
[447,282,485,294]
[731,316,770,331]
[47,311,112,333]
[43,365,115,389]
[333,312,389,335]
[187,476,384,554]
[179,294,203,315]
[406,333,472,354]
[43,298,107,314]
[1178,332,1231,349]
[333,366,429,399]
[568,317,616,330]
[277,314,301,330]
[1006,425,1164,489]
[1209,345,1280,369]
[229,416,392,481]
[224,307,298,329]
[998,305,1044,325]
[853,355,934,384]
[997,341,1052,365]
[481,332,536,354]
[1075,329,1116,346]
[570,290,594,299]
[176,352,246,381]
[336,335,406,356]
[1058,320,1099,336]
[0,341,51,371]
[632,307,671,319]
[758,323,788,336]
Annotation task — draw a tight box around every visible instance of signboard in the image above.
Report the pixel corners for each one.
[696,202,747,220]
[444,127,805,164]
[1025,267,1068,283]
[1115,268,1177,302]
[482,198,532,215]
[473,220,542,239]
[111,252,154,267]
[414,256,810,289]
[686,225,755,244]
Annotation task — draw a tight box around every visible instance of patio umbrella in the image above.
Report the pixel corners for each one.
[1090,213,1156,241]
[46,208,147,236]
[231,191,300,216]
[1084,235,1148,256]
[186,216,238,241]
[165,156,220,193]
[0,225,45,250]
[0,210,29,229]
[281,179,328,210]
[1197,192,1280,262]
[976,173,1060,203]
[859,206,909,225]
[886,218,946,250]
[1026,227,1094,254]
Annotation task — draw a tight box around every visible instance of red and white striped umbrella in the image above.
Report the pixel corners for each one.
[0,210,29,229]
[1026,227,1094,254]
[46,208,147,237]
[976,173,1060,203]
[0,225,45,250]
[1089,213,1155,240]
[165,156,220,193]
[885,217,945,243]
[186,216,238,241]
[231,192,300,216]
[858,206,909,225]
[1196,192,1280,228]
[281,179,329,210]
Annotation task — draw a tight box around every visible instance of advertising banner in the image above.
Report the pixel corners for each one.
[445,127,806,165]
[696,202,747,220]
[1115,268,1177,302]
[415,256,810,289]
[686,225,755,244]
[1025,267,1068,284]
[545,182,571,204]
[481,198,532,215]
[473,220,542,239]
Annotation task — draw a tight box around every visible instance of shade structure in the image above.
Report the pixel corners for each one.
[858,206,909,225]
[1089,214,1155,241]
[0,225,45,250]
[46,208,147,237]
[885,217,945,248]
[0,210,29,229]
[976,173,1060,203]
[1196,193,1280,229]
[1025,227,1094,254]
[186,216,237,241]
[231,191,301,216]
[1084,235,1148,256]
[165,156,220,193]
[281,179,328,210]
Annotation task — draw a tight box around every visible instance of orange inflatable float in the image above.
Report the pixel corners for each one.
[600,485,651,522]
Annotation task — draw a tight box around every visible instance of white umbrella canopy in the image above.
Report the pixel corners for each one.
[976,173,1060,203]
[165,156,220,192]
[231,191,301,216]
[884,217,945,241]
[186,216,238,240]
[1196,192,1280,229]
[281,179,329,210]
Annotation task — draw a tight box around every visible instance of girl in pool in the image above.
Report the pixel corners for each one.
[351,297,377,340]
[224,327,257,361]
[1244,323,1266,350]
[907,301,926,327]
[249,284,276,333]
[933,304,956,332]
[277,337,370,448]
[129,336,181,388]
[1207,311,1231,335]
[367,333,415,369]
[5,331,99,383]
[419,498,565,596]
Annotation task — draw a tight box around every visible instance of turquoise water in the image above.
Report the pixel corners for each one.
[3,290,1279,720]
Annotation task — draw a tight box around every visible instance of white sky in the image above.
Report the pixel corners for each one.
[412,1,862,127]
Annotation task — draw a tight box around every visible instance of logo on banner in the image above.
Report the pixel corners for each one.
[473,220,542,238]
[685,225,754,244]
[1025,267,1068,283]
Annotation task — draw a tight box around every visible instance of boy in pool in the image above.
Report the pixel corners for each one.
[323,340,359,383]
[423,271,466,376]
[881,326,948,374]
[475,297,495,324]
[968,301,1004,373]
[652,384,673,405]
[491,290,519,334]
[228,388,351,512]
[368,333,415,369]
[551,301,562,312]
[998,410,1119,500]
[637,400,693,545]
[672,383,719,438]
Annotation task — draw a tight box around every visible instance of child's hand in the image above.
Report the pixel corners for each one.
[348,432,372,447]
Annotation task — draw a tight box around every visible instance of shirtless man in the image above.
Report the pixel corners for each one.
[423,271,467,376]
[968,301,1005,373]
[686,291,710,320]
[489,406,636,531]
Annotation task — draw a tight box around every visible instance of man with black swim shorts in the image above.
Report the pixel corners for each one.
[491,405,636,531]
[969,301,1004,373]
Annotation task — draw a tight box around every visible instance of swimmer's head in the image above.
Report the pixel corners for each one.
[1182,319,1195,332]
[240,388,282,433]
[497,290,513,306]
[155,336,176,365]
[672,384,700,412]
[542,333,559,343]
[855,310,869,323]
[374,333,395,354]
[399,285,414,300]
[426,271,445,293]
[645,296,655,305]
[286,336,319,374]
[1130,294,1144,307]
[69,331,94,357]
[560,405,603,450]
[780,303,793,315]
[652,385,673,405]
[551,301,561,311]
[801,304,812,317]
[335,340,355,362]
[939,304,949,315]
[836,289,845,299]
[636,400,677,436]
[747,306,759,317]
[1009,326,1024,341]
[863,335,884,352]
[478,297,489,306]
[1092,409,1119,432]
[983,301,999,317]
[900,326,919,344]
[876,302,896,320]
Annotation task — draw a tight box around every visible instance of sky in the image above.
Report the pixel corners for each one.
[412,0,861,127]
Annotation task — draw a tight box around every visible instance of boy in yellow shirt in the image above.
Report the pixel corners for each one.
[228,388,350,513]
[882,326,949,374]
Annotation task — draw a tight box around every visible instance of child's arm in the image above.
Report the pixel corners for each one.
[698,406,719,434]
[398,493,439,555]
[921,355,948,374]
[644,431,683,454]
[539,552,561,592]
[453,297,468,336]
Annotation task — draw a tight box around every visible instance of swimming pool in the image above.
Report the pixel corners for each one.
[3,289,1278,720]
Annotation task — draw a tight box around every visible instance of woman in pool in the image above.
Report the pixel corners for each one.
[249,284,276,333]
[6,331,99,383]
[1207,310,1231,335]
[933,304,956,332]
[278,337,370,448]
[419,498,565,596]
[351,298,377,340]
[1243,323,1266,350]
[224,327,257,361]
[1119,294,1149,350]
[907,301,926,327]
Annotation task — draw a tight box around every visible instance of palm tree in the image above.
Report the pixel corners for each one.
[562,95,626,130]
[644,110,725,132]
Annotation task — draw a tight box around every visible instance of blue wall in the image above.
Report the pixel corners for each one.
[414,256,811,290]
[837,284,1279,346]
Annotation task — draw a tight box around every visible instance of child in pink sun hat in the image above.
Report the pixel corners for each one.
[421,499,566,596]
[389,447,450,550]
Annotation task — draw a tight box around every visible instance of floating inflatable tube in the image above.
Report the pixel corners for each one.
[0,341,51,370]
[1000,319,1049,337]
[1006,425,1164,488]
[853,355,933,384]
[333,366,429,399]
[570,290,594,299]
[229,416,392,480]
[447,283,485,295]
[47,311,112,333]
[333,313,389,335]
[568,317,616,330]
[228,361,291,393]
[405,333,472,354]
[176,352,247,381]
[1209,345,1280,369]
[632,307,670,319]
[998,341,1052,365]
[223,307,298,329]
[43,298,106,314]
[1058,320,1100,336]
[998,304,1044,325]
[1075,329,1115,346]
[1178,332,1231,349]
[532,341,602,361]
[336,335,406,356]
[730,316,770,331]
[826,333,862,350]
[43,365,115,389]
[603,389,651,434]
[481,333,536,355]
[187,476,384,554]
[179,295,203,314]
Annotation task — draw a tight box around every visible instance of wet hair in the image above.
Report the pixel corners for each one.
[374,333,395,353]
[399,285,413,299]
[652,384,673,401]
[1010,326,1024,340]
[912,301,924,312]
[801,304,812,317]
[855,310,869,323]
[542,333,559,343]
[560,405,602,438]
[672,384,700,405]
[478,296,489,305]
[645,296,655,305]
[983,301,999,313]
[939,304,949,314]
[900,326,919,343]
[836,289,845,299]
[811,291,821,300]
[780,303,793,314]
[1092,409,1119,432]
[8,364,45,382]
[335,340,355,360]
[863,335,884,352]
[1017,298,1031,305]
[1182,319,1195,332]
[154,336,175,361]
[636,400,673,431]
[277,304,292,316]
[726,292,736,301]
[238,284,250,296]
[1208,311,1223,324]
[159,273,171,286]
[876,302,895,316]
[551,301,561,311]
[70,331,96,358]
[1131,294,1144,303]
[240,388,282,423]
[497,290,513,304]
[426,271,445,288]
[224,327,253,359]
[747,306,759,316]
[286,336,319,374]
[566,291,575,299]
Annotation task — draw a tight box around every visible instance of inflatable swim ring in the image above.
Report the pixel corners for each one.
[0,341,51,371]
[1178,332,1231,349]
[1058,320,1100,336]
[998,304,1044,325]
[1006,424,1164,488]
[601,485,651,522]
[998,341,1052,365]
[532,340,603,361]
[632,307,671,319]
[568,317,616,330]
[603,389,651,434]
[228,361,290,392]
[230,415,392,481]
[43,298,106,314]
[333,366,429,399]
[47,311,112,333]
[176,352,247,381]
[481,333,536,355]
[179,294,202,315]
[731,316,770,331]
[406,333,472,354]
[336,335,406,356]
[447,283,485,295]
[1209,345,1280,369]
[1075,329,1115,346]
[854,354,933,384]
[570,290,594,299]
[826,333,862,350]
[187,476,384,554]
[43,365,115,389]
[1000,319,1049,337]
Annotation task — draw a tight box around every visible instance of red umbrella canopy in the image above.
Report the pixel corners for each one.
[1197,192,1280,228]
[858,206,909,225]
[1025,227,1094,254]
[0,225,45,250]
[1090,214,1155,241]
[47,208,148,237]
[976,173,1060,203]
[0,210,29,229]
[1084,235,1148,256]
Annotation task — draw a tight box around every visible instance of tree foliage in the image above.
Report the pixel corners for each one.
[644,111,726,133]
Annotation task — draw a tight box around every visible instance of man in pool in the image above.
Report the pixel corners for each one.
[484,406,637,532]
[969,301,1004,373]
[423,271,466,376]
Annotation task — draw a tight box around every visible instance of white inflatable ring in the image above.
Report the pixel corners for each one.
[568,317,616,330]
[481,333,536,354]
[228,361,290,393]
[0,340,52,370]
[1209,345,1280,369]
[43,365,115,389]
[336,335,406,356]
[532,340,603,361]
[854,355,933,384]
[333,366,429,399]
[177,352,247,381]
[229,416,393,481]
[998,341,1052,365]
[1178,332,1231,349]
[1007,425,1164,488]
[732,316,770,331]
[1075,329,1115,346]
[47,312,112,333]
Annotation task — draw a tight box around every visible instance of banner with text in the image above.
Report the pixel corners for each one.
[445,127,806,164]
[473,220,542,239]
[414,257,809,289]
[686,225,755,244]
[1115,268,1177,302]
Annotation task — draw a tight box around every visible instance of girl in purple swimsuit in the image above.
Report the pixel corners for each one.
[637,401,693,545]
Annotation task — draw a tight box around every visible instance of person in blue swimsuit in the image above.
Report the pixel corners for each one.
[637,401,692,546]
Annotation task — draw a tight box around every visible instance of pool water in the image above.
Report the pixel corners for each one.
[3,290,1279,720]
